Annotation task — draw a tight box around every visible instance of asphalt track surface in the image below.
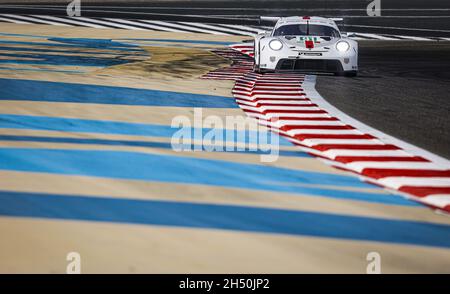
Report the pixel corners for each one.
[316,41,450,159]
[2,0,450,37]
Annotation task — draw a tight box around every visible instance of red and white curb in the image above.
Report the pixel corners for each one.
[230,43,255,58]
[203,44,450,214]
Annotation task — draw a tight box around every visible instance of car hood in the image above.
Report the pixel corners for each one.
[280,36,338,49]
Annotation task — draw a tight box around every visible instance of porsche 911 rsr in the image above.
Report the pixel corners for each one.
[254,16,358,77]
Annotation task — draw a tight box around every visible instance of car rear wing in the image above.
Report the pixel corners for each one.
[260,16,344,22]
[259,16,351,36]
[328,18,346,32]
[259,16,281,23]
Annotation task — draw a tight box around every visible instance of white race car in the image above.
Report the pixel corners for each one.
[254,16,358,76]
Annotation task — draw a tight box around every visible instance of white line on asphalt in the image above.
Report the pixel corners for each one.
[322,149,412,159]
[212,23,266,34]
[0,16,31,24]
[420,195,450,209]
[101,18,166,31]
[30,15,108,29]
[73,17,145,30]
[178,22,256,36]
[387,35,435,41]
[352,33,400,41]
[347,161,449,172]
[0,14,71,26]
[346,24,450,33]
[301,139,384,147]
[379,177,450,189]
[142,20,229,35]
[287,129,361,135]
[277,120,345,126]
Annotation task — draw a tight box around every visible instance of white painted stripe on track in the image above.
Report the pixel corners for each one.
[266,113,330,119]
[275,120,344,126]
[348,33,399,40]
[345,24,450,34]
[101,18,164,31]
[253,86,303,90]
[238,105,321,112]
[0,16,31,24]
[235,88,303,92]
[388,35,434,41]
[1,14,71,26]
[299,139,384,147]
[321,149,412,159]
[31,15,108,28]
[379,177,450,189]
[236,83,302,87]
[346,162,449,172]
[236,100,312,105]
[214,23,265,34]
[74,17,145,30]
[143,20,230,35]
[420,195,450,208]
[240,105,319,111]
[287,129,362,135]
[350,37,370,41]
[179,22,255,36]
[234,94,307,99]
[246,76,303,80]
[251,89,303,93]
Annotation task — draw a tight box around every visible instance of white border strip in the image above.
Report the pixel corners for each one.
[302,75,450,166]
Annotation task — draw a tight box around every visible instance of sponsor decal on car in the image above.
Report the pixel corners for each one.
[296,36,320,43]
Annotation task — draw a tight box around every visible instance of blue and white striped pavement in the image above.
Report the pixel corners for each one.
[0,25,449,273]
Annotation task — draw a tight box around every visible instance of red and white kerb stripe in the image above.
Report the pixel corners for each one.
[203,43,450,214]
[229,43,255,58]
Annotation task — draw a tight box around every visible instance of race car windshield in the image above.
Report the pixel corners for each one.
[273,24,340,38]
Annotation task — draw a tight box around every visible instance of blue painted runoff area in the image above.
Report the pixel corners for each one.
[0,114,291,146]
[0,135,305,157]
[0,78,237,108]
[0,190,444,247]
[0,148,417,206]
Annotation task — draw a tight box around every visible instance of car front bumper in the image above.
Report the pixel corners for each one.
[257,48,358,73]
[274,58,344,72]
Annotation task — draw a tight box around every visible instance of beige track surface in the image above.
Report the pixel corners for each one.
[0,23,449,273]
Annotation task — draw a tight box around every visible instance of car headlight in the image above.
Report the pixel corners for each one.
[336,40,350,52]
[269,39,283,51]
